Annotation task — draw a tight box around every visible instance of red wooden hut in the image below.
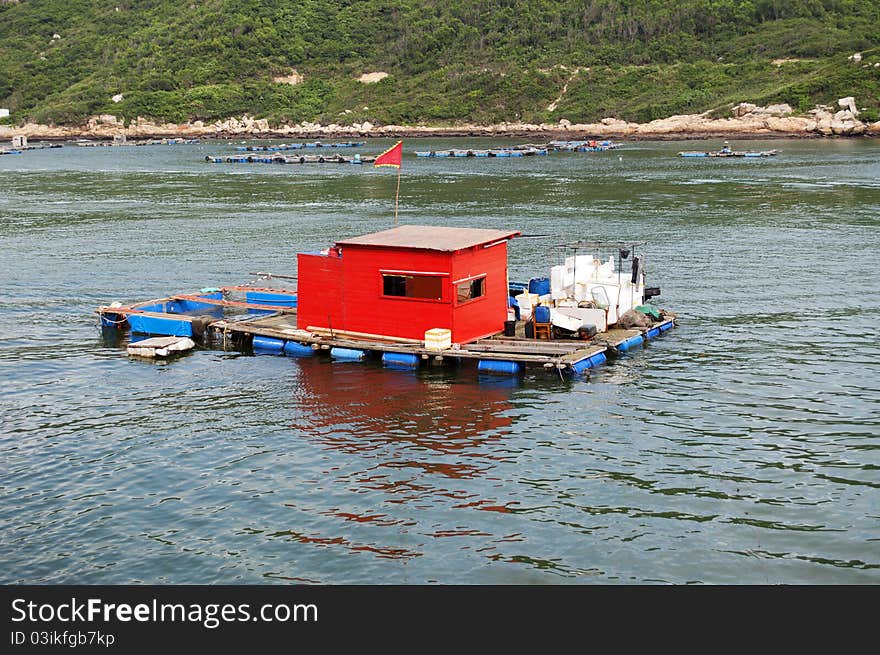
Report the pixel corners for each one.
[297,225,520,344]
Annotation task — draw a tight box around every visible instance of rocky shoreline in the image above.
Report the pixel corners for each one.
[2,100,877,142]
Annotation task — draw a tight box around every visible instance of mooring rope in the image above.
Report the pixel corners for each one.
[98,313,128,326]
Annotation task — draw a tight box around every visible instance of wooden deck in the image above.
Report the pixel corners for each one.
[207,312,676,373]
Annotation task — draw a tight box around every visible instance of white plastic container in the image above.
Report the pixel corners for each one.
[515,293,533,320]
[549,310,583,332]
[555,307,607,332]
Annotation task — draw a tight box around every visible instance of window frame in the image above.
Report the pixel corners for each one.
[453,273,488,307]
[379,269,449,303]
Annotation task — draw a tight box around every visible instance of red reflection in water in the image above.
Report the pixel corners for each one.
[290,360,515,467]
[283,360,521,559]
[281,529,423,560]
[319,508,416,527]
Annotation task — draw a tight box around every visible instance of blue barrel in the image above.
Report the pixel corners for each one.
[571,358,592,374]
[253,335,284,354]
[646,327,660,339]
[283,341,313,357]
[382,352,420,369]
[529,277,550,296]
[331,347,366,361]
[659,321,673,332]
[534,305,551,323]
[477,360,522,376]
[617,334,644,352]
[571,351,607,375]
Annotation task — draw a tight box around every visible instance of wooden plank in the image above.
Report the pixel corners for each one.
[307,326,423,345]
[464,342,584,355]
[596,328,642,346]
[447,349,559,363]
[469,339,588,354]
[247,272,297,281]
[239,313,292,326]
[223,312,283,324]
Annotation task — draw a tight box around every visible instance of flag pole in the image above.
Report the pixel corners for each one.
[394,166,401,226]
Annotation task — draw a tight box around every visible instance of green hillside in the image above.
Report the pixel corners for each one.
[1,0,878,127]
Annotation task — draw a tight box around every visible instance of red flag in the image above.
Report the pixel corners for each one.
[374,140,403,168]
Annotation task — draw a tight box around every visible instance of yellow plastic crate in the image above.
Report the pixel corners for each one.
[424,328,452,351]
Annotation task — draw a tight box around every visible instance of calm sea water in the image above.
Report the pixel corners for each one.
[1,138,878,584]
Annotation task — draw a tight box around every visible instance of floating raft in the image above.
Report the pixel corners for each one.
[414,141,622,158]
[205,154,374,165]
[6,143,64,151]
[415,147,548,158]
[235,141,364,151]
[548,140,622,152]
[97,281,675,378]
[131,138,200,146]
[0,149,22,155]
[76,138,199,147]
[679,149,779,158]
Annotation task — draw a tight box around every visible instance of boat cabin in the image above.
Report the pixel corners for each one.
[296,225,520,344]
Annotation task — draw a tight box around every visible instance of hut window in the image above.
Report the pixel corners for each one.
[456,276,485,304]
[382,274,443,300]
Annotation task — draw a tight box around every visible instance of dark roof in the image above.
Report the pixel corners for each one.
[336,225,520,252]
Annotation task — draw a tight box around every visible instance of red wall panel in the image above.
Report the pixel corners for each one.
[450,242,510,343]
[296,252,343,332]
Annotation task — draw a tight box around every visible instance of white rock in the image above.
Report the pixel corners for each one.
[762,103,793,116]
[815,113,834,135]
[111,93,123,103]
[357,72,389,84]
[732,102,757,117]
[837,96,858,115]
[273,69,303,85]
